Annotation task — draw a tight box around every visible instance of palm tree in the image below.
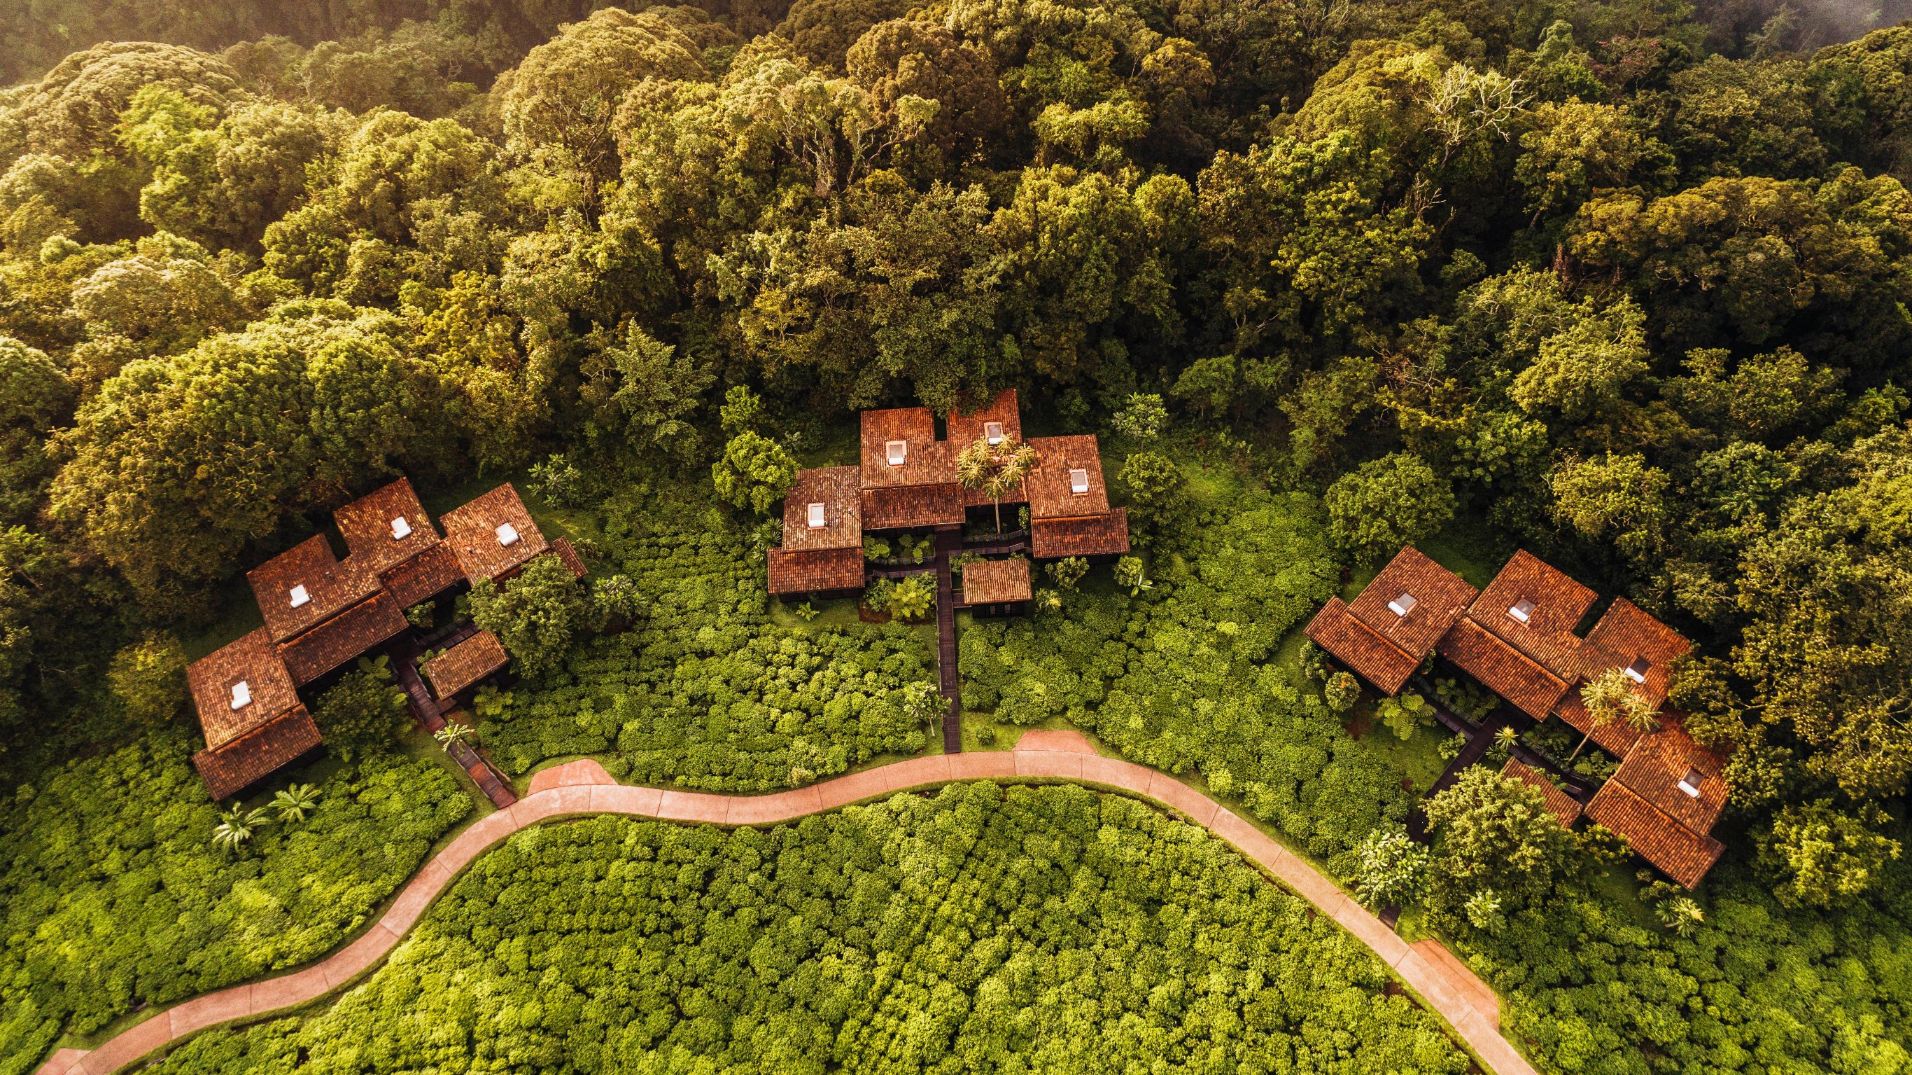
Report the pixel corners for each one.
[434,720,477,750]
[211,806,270,856]
[271,783,321,824]
[956,435,1038,535]
[1567,667,1659,763]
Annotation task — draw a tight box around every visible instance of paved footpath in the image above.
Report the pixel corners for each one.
[38,730,1536,1075]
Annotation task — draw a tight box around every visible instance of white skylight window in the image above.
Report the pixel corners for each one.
[1508,598,1534,624]
[1069,468,1090,494]
[984,421,1004,446]
[288,584,310,609]
[1388,593,1418,617]
[806,502,827,529]
[1677,769,1704,798]
[885,439,908,466]
[390,515,413,540]
[496,522,521,547]
[229,681,252,710]
[1625,657,1651,684]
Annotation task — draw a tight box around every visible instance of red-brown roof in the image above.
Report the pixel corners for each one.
[277,590,408,686]
[1305,597,1421,695]
[424,629,509,700]
[383,541,466,608]
[441,484,549,584]
[1346,546,1479,664]
[1468,550,1596,677]
[193,705,321,800]
[335,477,441,576]
[862,483,963,531]
[549,538,587,579]
[1030,511,1130,558]
[782,466,863,551]
[961,557,1032,605]
[767,546,866,595]
[860,407,952,490]
[1552,691,1653,756]
[1585,712,1729,887]
[1437,617,1570,719]
[188,628,300,750]
[1585,780,1725,888]
[1025,435,1111,519]
[946,389,1023,452]
[1578,598,1690,708]
[247,535,379,643]
[1501,758,1584,827]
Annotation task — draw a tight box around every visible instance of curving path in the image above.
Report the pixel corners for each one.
[37,730,1536,1075]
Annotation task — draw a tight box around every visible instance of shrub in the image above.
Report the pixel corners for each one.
[107,631,187,727]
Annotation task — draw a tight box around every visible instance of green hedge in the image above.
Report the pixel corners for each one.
[147,784,1473,1073]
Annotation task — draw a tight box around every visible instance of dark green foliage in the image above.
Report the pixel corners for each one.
[0,728,469,1072]
[468,552,592,679]
[310,658,408,764]
[145,785,1473,1074]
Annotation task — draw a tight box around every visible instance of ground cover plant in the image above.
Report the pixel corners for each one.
[0,728,470,1074]
[142,783,1476,1074]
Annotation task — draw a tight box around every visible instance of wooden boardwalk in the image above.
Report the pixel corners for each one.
[36,731,1537,1075]
[933,530,963,753]
[389,636,517,809]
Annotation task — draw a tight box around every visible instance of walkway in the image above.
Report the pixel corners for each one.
[37,731,1536,1075]
[389,634,517,809]
[933,530,963,753]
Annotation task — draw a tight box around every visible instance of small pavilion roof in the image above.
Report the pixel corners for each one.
[1025,435,1111,519]
[1501,758,1584,827]
[1305,597,1421,695]
[781,467,862,552]
[1553,691,1653,757]
[247,535,379,643]
[1585,712,1729,888]
[335,477,442,577]
[1468,550,1596,677]
[424,629,509,700]
[1030,512,1129,558]
[860,407,950,490]
[962,557,1033,605]
[188,628,300,750]
[193,706,321,800]
[767,546,866,594]
[441,484,549,584]
[1346,546,1479,665]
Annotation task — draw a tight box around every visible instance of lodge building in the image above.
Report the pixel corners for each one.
[1307,546,1730,888]
[187,479,583,799]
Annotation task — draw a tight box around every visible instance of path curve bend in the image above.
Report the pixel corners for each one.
[38,731,1536,1075]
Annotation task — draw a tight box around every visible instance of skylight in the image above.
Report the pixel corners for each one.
[806,502,826,529]
[885,439,908,465]
[1388,593,1418,617]
[496,522,520,547]
[229,681,251,710]
[1508,598,1534,624]
[391,515,413,540]
[1625,657,1650,684]
[1677,769,1704,798]
[1069,468,1090,494]
[984,421,1004,445]
[288,584,310,609]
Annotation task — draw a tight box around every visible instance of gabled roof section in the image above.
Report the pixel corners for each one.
[961,557,1032,605]
[424,629,509,700]
[193,706,321,800]
[1501,758,1584,827]
[1030,511,1129,558]
[782,466,862,552]
[277,589,409,686]
[1469,550,1596,677]
[188,628,300,750]
[1586,712,1730,888]
[335,477,441,577]
[767,546,866,594]
[1437,617,1570,719]
[1585,780,1725,889]
[247,535,379,643]
[1306,596,1421,695]
[946,389,1023,450]
[1346,546,1478,665]
[860,407,950,489]
[1579,597,1690,708]
[441,484,549,584]
[383,541,466,608]
[1025,435,1111,519]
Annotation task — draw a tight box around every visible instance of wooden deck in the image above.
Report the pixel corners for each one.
[389,633,517,809]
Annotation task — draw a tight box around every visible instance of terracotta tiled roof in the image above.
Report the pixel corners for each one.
[1437,618,1570,719]
[1501,758,1583,827]
[277,590,408,686]
[549,538,588,579]
[782,466,863,551]
[860,408,953,489]
[335,478,440,576]
[1306,597,1420,695]
[247,535,380,643]
[1346,546,1479,664]
[767,546,866,595]
[424,629,509,700]
[1608,713,1728,834]
[1552,691,1653,756]
[441,484,549,584]
[961,557,1032,605]
[192,706,321,800]
[1585,779,1725,888]
[1469,550,1596,677]
[188,629,300,750]
[862,483,964,530]
[1025,435,1111,519]
[383,542,466,608]
[1030,510,1129,558]
[1578,598,1690,708]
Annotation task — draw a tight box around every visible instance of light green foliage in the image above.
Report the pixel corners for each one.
[1323,670,1360,713]
[1324,452,1457,565]
[1352,826,1428,908]
[1112,554,1150,596]
[1042,555,1088,591]
[106,630,186,727]
[1424,768,1577,911]
[885,574,935,622]
[468,553,592,680]
[1375,691,1434,740]
[145,786,1472,1075]
[711,430,799,516]
[1757,800,1902,910]
[1110,391,1167,440]
[0,730,468,1071]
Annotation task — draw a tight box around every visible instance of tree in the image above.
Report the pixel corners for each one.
[1111,392,1168,441]
[1568,667,1659,762]
[270,783,320,824]
[1323,671,1360,714]
[1113,555,1151,597]
[1758,800,1902,909]
[107,632,186,727]
[210,806,270,856]
[711,430,799,516]
[468,553,591,681]
[1424,767,1577,909]
[956,434,1036,534]
[1323,453,1457,565]
[1116,450,1186,548]
[1351,827,1429,908]
[0,337,74,524]
[1549,453,1672,560]
[312,658,408,763]
[1044,557,1088,592]
[580,321,712,459]
[1375,691,1434,740]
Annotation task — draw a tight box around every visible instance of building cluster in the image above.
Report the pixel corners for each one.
[187,479,583,799]
[1307,547,1730,887]
[767,390,1129,603]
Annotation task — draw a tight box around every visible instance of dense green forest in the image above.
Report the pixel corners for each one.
[3,0,1912,1071]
